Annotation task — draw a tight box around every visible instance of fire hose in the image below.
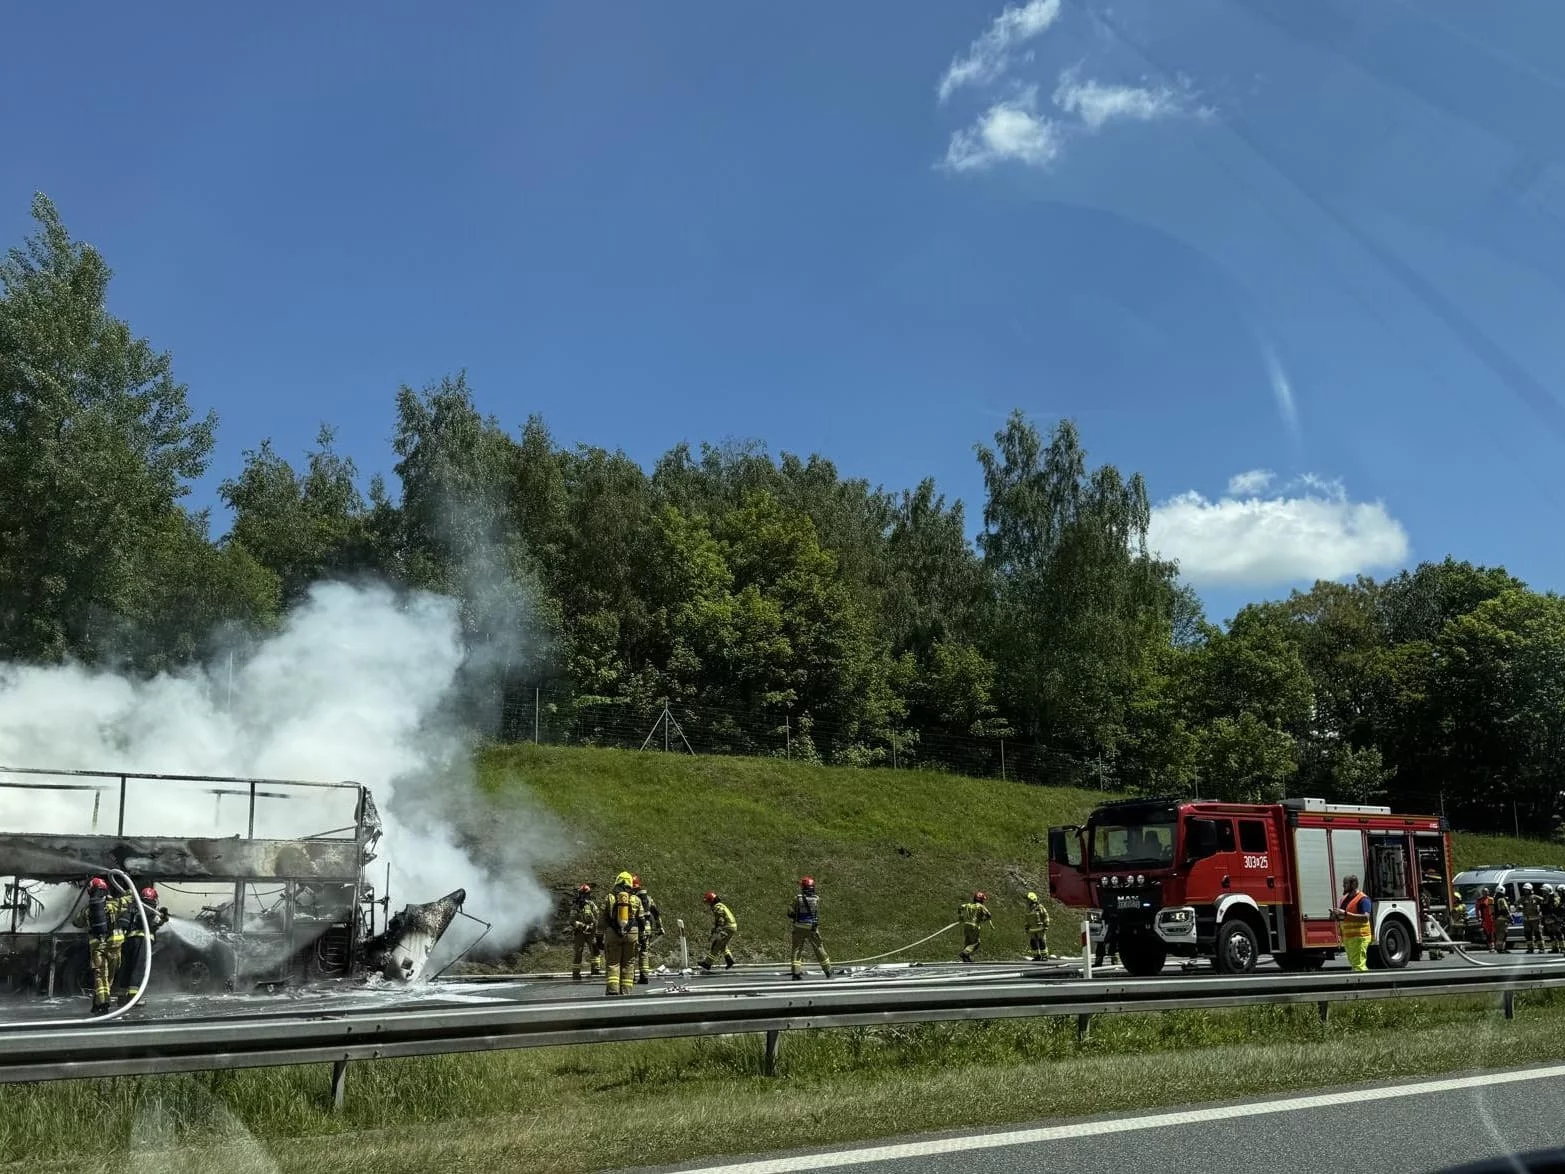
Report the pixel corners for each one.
[1422,917,1565,969]
[831,922,961,967]
[4,868,151,1028]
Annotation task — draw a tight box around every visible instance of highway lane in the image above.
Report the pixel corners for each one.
[1,945,1556,1026]
[647,1063,1565,1174]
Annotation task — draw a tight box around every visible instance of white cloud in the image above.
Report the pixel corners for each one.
[1149,476,1409,588]
[1051,71,1189,131]
[1226,469,1274,496]
[942,89,1063,172]
[938,0,1063,102]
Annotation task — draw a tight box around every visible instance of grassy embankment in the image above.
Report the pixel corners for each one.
[488,744,1565,970]
[6,745,1565,1173]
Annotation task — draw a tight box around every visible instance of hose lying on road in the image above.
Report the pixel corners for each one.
[832,922,961,967]
[1421,919,1565,970]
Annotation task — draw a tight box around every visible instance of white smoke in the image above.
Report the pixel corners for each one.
[0,580,557,951]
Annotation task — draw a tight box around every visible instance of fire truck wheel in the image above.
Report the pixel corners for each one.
[1118,936,1167,976]
[1367,917,1413,970]
[1215,918,1259,974]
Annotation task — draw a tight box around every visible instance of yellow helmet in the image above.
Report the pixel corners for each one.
[615,871,634,887]
[1026,892,1039,903]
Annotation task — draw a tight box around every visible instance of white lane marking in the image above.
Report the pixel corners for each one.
[681,1062,1565,1173]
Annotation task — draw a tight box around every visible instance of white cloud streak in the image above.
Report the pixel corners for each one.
[1051,72,1186,131]
[938,0,1063,101]
[1263,345,1299,435]
[1149,476,1410,588]
[1226,469,1275,496]
[942,89,1063,172]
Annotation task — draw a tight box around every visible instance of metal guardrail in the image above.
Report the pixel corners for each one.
[2,963,1563,1094]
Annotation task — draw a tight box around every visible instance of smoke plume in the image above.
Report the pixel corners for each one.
[0,580,557,951]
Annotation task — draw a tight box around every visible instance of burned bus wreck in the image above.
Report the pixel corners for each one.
[0,767,468,998]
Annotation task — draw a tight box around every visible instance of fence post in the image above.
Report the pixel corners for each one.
[785,715,790,760]
[1081,920,1093,980]
[1000,739,1006,782]
[763,1030,781,1076]
[534,688,540,745]
[331,1058,349,1110]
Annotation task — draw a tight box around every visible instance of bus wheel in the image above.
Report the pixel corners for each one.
[1215,919,1258,974]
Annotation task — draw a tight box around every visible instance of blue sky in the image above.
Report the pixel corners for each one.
[5,0,1565,621]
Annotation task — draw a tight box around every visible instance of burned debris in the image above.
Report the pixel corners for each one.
[0,767,468,1000]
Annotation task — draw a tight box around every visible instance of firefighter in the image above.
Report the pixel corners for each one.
[700,891,738,971]
[1494,887,1513,953]
[569,884,601,981]
[1478,887,1496,951]
[632,875,663,985]
[787,876,832,980]
[70,876,120,1014]
[599,872,643,996]
[1522,882,1544,954]
[1446,893,1467,943]
[114,885,169,1007]
[1025,892,1050,961]
[1547,884,1564,953]
[958,891,992,963]
[1095,914,1120,968]
[1335,874,1373,972]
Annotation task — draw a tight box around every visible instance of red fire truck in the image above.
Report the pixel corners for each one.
[1048,796,1455,976]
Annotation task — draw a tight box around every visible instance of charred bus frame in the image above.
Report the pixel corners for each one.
[0,767,385,996]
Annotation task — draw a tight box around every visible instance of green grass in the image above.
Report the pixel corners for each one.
[7,994,1565,1173]
[485,743,1104,968]
[482,744,1565,970]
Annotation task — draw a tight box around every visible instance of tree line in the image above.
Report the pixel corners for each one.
[4,195,1563,837]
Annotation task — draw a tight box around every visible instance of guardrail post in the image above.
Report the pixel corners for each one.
[1317,1001,1329,1024]
[1503,990,1516,1021]
[331,1058,349,1110]
[763,1030,781,1076]
[1077,1013,1091,1041]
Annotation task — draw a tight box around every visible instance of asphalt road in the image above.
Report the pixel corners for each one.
[647,1063,1565,1174]
[1,942,1557,1025]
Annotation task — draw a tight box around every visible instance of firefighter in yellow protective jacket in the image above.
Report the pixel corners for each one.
[633,875,663,985]
[958,891,992,963]
[114,885,169,1007]
[1522,883,1544,953]
[700,891,737,971]
[569,884,602,981]
[787,877,832,980]
[1025,892,1050,961]
[1335,874,1372,972]
[599,872,643,996]
[71,876,123,1014]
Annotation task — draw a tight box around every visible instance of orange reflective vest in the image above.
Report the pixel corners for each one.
[1339,890,1372,940]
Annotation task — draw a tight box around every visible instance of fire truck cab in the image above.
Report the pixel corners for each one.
[1048,796,1453,976]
